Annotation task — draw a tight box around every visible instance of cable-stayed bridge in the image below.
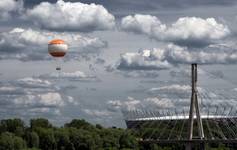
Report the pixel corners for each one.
[123,64,237,150]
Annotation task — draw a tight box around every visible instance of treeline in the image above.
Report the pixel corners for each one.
[0,118,139,150]
[0,118,232,150]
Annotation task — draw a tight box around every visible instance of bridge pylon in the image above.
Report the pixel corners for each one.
[186,64,205,150]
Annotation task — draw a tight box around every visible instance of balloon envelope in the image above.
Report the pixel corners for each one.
[48,39,68,57]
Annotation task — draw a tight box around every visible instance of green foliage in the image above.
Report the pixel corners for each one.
[30,118,52,129]
[0,132,26,150]
[68,128,95,150]
[206,144,231,150]
[100,128,123,149]
[119,130,138,149]
[35,128,56,150]
[96,124,103,129]
[54,128,71,150]
[0,118,25,136]
[22,148,40,150]
[65,119,95,130]
[25,131,39,148]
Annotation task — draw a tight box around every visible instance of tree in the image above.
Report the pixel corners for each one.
[54,128,72,150]
[96,124,103,129]
[0,118,25,137]
[68,128,97,150]
[30,118,52,129]
[100,128,123,149]
[0,132,26,150]
[119,130,138,149]
[35,128,56,150]
[65,119,95,131]
[25,131,39,148]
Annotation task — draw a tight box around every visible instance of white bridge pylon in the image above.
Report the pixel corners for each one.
[186,64,205,150]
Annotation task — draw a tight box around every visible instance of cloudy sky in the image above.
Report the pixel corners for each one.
[1,0,237,127]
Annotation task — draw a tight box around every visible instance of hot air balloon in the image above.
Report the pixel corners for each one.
[48,39,68,71]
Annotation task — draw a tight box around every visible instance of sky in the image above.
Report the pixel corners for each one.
[1,0,237,127]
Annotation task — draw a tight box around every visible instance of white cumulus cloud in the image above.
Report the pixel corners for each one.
[162,17,230,47]
[107,96,174,111]
[121,15,230,47]
[165,44,237,64]
[39,71,99,82]
[121,14,164,35]
[148,84,191,93]
[107,97,141,111]
[0,28,107,61]
[17,77,52,88]
[144,97,174,109]
[13,92,64,107]
[117,44,237,70]
[0,0,23,20]
[0,77,78,115]
[82,109,112,117]
[117,49,172,70]
[25,0,115,32]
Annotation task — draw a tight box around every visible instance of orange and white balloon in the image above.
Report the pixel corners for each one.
[48,39,68,71]
[48,39,68,57]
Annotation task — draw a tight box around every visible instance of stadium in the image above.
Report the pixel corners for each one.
[125,109,237,141]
